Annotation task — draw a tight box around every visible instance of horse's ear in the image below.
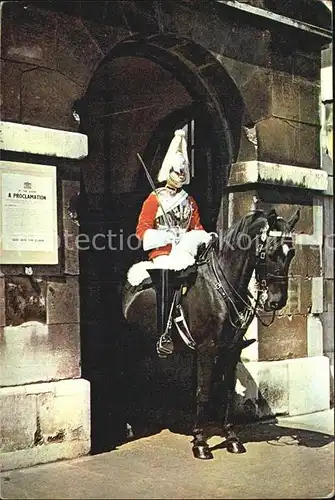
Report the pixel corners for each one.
[287,208,301,231]
[267,209,278,229]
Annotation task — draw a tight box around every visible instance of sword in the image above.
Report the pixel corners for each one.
[136,153,171,230]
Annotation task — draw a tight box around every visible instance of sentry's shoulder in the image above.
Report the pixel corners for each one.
[143,191,160,204]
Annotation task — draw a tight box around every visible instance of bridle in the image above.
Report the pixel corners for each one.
[204,221,294,333]
[209,247,276,331]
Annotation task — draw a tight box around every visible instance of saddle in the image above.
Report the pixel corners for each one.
[151,235,219,357]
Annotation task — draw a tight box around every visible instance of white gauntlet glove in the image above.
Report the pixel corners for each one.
[166,227,181,245]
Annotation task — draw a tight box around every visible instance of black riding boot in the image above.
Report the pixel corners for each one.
[147,268,175,357]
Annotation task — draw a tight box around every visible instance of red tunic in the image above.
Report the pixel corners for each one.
[136,192,204,260]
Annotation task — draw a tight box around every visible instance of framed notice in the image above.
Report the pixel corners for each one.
[0,161,58,264]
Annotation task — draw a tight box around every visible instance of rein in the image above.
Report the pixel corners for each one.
[209,249,276,329]
[204,223,281,332]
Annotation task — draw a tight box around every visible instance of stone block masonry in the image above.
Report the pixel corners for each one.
[236,356,330,419]
[0,379,90,471]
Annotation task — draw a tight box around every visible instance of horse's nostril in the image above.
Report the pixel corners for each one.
[270,301,278,309]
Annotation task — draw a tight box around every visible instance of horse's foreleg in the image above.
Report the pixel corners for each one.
[221,361,246,454]
[192,348,214,460]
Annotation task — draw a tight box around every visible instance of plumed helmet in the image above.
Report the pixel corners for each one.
[157,129,190,185]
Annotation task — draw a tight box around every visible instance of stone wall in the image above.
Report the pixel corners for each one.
[1,2,93,469]
[0,379,90,471]
[0,0,331,468]
[320,38,333,404]
[0,130,89,470]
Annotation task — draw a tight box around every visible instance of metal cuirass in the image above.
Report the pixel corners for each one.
[155,188,192,233]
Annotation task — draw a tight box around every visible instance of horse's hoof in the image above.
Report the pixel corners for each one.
[226,439,246,454]
[192,445,214,460]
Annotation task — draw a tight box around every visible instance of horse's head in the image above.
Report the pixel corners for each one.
[257,208,300,312]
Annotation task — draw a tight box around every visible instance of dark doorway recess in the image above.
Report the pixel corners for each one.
[77,37,243,453]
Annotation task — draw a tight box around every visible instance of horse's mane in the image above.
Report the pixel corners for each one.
[221,210,265,252]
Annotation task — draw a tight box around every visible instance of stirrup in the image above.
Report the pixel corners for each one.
[155,290,178,358]
[156,335,174,358]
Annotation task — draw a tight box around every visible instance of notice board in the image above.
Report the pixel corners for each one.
[0,161,58,264]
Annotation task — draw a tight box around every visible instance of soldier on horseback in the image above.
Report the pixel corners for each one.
[134,129,215,356]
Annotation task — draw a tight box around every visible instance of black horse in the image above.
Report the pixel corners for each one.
[122,208,300,459]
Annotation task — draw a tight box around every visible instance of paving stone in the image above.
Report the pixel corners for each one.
[0,411,333,498]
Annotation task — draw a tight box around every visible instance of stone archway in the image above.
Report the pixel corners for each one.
[78,35,245,453]
[80,35,245,196]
